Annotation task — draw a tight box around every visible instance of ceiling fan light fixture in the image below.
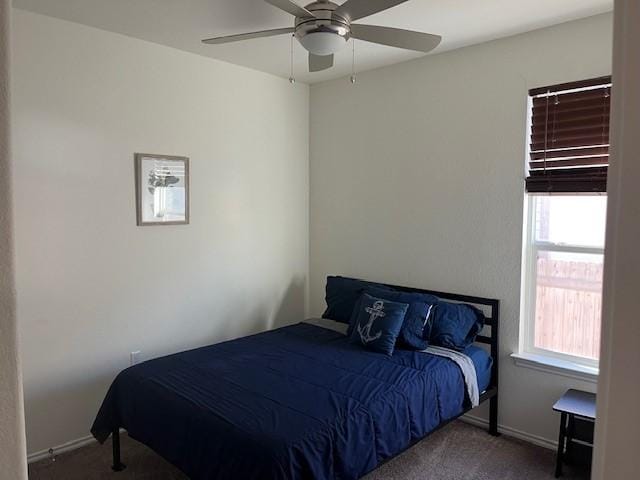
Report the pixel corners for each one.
[299,31,347,56]
[203,0,443,75]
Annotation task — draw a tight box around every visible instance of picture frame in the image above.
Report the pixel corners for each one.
[134,153,190,226]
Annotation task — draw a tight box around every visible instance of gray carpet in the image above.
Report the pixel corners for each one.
[28,421,588,480]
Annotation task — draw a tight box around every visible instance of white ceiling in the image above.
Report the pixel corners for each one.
[14,0,613,84]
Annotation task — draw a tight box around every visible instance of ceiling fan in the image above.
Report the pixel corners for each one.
[202,0,441,73]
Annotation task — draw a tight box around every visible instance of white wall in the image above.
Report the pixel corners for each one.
[0,1,28,477]
[309,14,612,446]
[593,0,640,477]
[12,9,309,455]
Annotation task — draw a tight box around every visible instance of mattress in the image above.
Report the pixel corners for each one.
[306,317,493,393]
[92,321,489,480]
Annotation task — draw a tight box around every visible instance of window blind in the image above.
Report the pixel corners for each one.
[526,76,612,193]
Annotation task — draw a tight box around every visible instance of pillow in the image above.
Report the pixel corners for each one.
[429,301,485,351]
[349,294,409,356]
[349,287,438,350]
[321,276,394,324]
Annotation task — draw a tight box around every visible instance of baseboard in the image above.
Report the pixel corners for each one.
[29,419,555,464]
[461,414,557,451]
[28,434,98,464]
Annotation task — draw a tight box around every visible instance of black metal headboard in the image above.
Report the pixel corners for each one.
[342,276,500,435]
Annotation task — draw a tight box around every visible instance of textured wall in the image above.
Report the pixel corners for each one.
[0,0,28,477]
[12,10,309,455]
[309,14,612,446]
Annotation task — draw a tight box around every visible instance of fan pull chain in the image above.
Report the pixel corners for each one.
[350,39,357,84]
[289,34,295,84]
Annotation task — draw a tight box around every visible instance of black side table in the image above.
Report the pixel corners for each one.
[553,389,596,478]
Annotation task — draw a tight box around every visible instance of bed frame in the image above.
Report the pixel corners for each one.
[111,277,500,472]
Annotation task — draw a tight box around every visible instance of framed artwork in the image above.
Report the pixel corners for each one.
[135,153,190,226]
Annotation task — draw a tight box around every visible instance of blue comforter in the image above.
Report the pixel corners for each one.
[92,322,475,479]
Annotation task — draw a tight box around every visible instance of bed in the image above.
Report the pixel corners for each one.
[91,278,500,479]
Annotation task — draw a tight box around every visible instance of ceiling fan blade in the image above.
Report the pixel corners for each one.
[350,24,441,52]
[309,53,334,72]
[334,0,410,21]
[264,0,315,18]
[202,27,294,45]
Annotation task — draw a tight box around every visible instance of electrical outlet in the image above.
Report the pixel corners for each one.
[130,351,141,365]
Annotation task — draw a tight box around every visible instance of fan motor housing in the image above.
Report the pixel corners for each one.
[295,1,351,47]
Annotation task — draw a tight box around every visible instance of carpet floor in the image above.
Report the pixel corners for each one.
[28,421,588,480]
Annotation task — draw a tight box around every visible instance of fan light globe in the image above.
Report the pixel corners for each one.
[299,32,347,56]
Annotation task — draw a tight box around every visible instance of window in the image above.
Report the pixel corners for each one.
[523,195,606,365]
[520,77,611,370]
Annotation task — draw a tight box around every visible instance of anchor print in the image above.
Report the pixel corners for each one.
[357,300,386,344]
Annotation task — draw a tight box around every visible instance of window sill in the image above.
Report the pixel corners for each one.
[511,352,598,383]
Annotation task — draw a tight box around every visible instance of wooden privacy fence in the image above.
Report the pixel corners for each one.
[534,256,603,360]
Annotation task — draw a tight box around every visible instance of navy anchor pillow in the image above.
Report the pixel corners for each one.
[349,294,409,356]
[361,287,438,351]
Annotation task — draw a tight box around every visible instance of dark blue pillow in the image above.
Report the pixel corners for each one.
[349,294,409,356]
[321,276,393,324]
[351,287,438,350]
[429,302,485,351]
